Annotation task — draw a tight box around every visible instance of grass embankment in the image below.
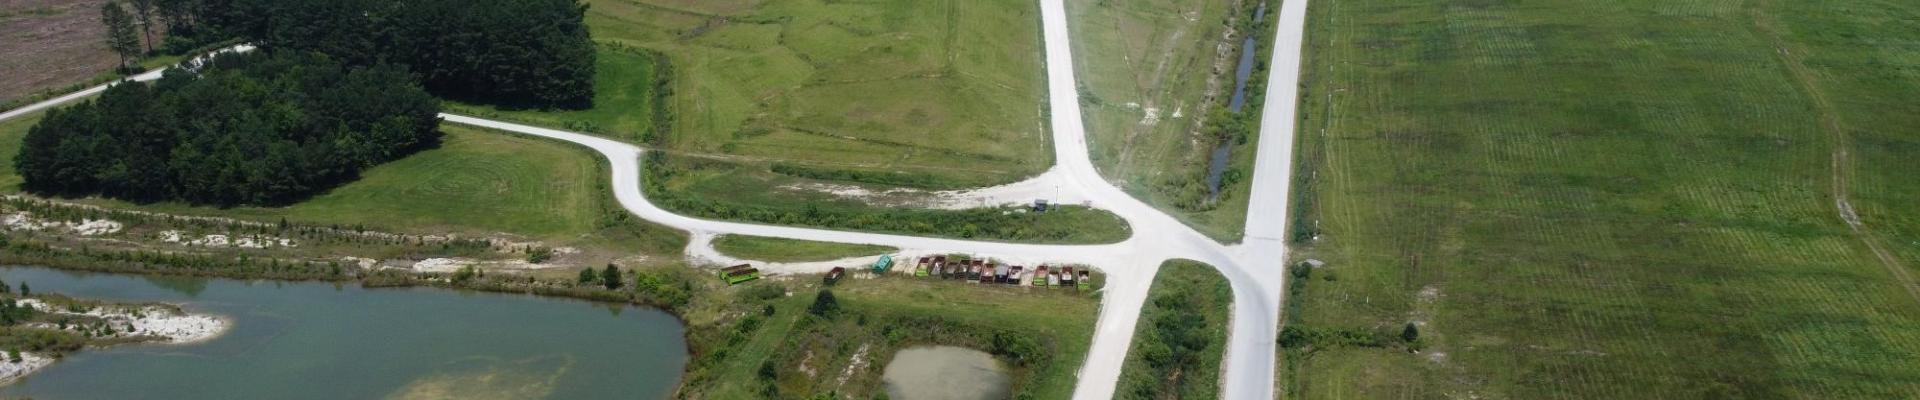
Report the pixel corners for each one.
[678,275,1100,399]
[1068,0,1274,241]
[647,153,1133,244]
[711,235,894,263]
[1119,260,1230,399]
[0,116,686,263]
[1284,0,1920,398]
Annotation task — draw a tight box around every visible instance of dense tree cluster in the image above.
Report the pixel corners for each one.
[147,0,596,108]
[15,51,441,206]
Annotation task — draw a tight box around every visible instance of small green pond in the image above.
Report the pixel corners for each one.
[882,346,1012,400]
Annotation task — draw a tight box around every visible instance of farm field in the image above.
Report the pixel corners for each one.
[0,116,686,260]
[1283,0,1920,398]
[712,235,894,263]
[1067,0,1270,240]
[678,273,1100,399]
[571,0,1052,187]
[1118,259,1229,399]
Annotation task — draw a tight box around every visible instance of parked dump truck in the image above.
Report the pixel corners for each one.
[966,260,983,281]
[994,263,1010,283]
[1077,270,1092,291]
[871,255,893,274]
[1061,267,1077,287]
[1047,268,1062,287]
[1009,266,1025,285]
[932,256,948,278]
[981,263,998,284]
[825,267,845,285]
[719,264,761,285]
[1033,266,1050,287]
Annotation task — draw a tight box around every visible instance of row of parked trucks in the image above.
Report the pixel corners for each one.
[899,255,1092,290]
[722,254,1094,291]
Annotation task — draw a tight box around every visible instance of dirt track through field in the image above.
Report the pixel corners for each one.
[1748,2,1920,307]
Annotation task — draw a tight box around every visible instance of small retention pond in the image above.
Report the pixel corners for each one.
[882,345,1012,400]
[0,266,688,399]
[1210,1,1270,201]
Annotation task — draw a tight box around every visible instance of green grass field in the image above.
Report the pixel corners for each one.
[0,115,686,259]
[444,46,666,143]
[577,0,1052,187]
[711,235,894,263]
[679,275,1099,399]
[1283,0,1920,398]
[1068,0,1268,240]
[1119,259,1229,399]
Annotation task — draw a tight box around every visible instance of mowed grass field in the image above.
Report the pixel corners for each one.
[1284,0,1920,398]
[711,235,893,263]
[585,0,1052,186]
[1067,0,1260,240]
[445,47,666,143]
[0,115,686,257]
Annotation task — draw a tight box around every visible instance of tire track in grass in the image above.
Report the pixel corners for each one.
[1747,1,1920,307]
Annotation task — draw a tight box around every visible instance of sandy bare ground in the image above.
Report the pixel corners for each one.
[0,0,120,105]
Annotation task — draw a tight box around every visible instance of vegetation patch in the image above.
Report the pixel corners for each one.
[647,153,1131,244]
[677,275,1099,399]
[1119,260,1230,399]
[1068,0,1275,240]
[1284,0,1920,398]
[712,235,894,263]
[15,51,440,207]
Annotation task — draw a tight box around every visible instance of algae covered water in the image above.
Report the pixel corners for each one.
[0,266,687,399]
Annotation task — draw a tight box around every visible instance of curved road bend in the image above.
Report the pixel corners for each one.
[0,0,1309,396]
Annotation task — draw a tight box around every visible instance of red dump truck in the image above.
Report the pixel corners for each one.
[1033,266,1050,287]
[825,267,845,285]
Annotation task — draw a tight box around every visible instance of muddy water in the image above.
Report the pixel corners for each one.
[882,346,1012,400]
[0,266,687,399]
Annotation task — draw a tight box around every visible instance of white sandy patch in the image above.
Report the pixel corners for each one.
[71,219,123,235]
[411,258,569,274]
[2,212,123,236]
[161,231,296,248]
[0,352,53,386]
[19,299,230,344]
[836,343,871,387]
[773,168,1093,212]
[412,258,467,273]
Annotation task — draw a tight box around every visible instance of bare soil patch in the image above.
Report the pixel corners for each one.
[0,0,116,105]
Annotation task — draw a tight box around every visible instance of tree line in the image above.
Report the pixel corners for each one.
[107,0,596,108]
[15,51,441,206]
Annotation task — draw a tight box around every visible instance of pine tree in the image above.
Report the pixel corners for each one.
[577,268,596,285]
[130,0,156,53]
[600,264,623,290]
[100,1,142,71]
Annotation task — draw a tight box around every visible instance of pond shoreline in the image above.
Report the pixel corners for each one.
[0,297,233,386]
[0,265,690,399]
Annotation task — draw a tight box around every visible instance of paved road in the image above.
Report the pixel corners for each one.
[0,0,1311,396]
